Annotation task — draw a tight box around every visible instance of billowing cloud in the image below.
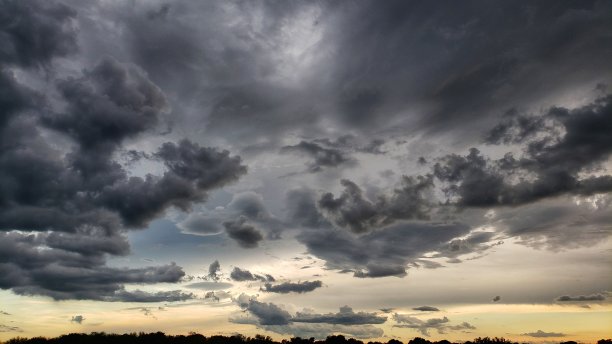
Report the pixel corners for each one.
[318,177,434,233]
[435,95,612,207]
[223,217,264,248]
[263,281,323,294]
[0,56,246,300]
[0,0,77,67]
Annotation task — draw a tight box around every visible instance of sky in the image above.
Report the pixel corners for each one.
[0,0,611,342]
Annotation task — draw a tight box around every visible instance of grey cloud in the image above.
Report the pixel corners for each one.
[0,230,189,300]
[293,306,386,325]
[413,306,440,312]
[0,55,245,301]
[223,217,264,249]
[297,219,471,278]
[556,293,607,302]
[207,260,221,281]
[522,330,566,338]
[245,300,292,326]
[70,315,84,324]
[318,177,433,233]
[177,213,223,236]
[111,289,195,303]
[393,314,474,336]
[282,141,356,173]
[489,197,612,250]
[435,95,612,207]
[0,0,77,67]
[353,265,407,279]
[178,191,283,240]
[263,280,322,294]
[230,267,273,282]
[238,300,386,332]
[286,188,330,229]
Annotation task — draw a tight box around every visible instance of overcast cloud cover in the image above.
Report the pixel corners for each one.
[0,0,611,341]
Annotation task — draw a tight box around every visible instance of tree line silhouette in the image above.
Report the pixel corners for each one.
[3,333,611,344]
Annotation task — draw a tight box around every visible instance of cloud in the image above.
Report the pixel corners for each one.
[244,300,292,325]
[70,315,84,324]
[263,280,323,294]
[111,289,195,303]
[393,314,475,336]
[223,217,264,248]
[0,0,77,67]
[207,260,221,281]
[281,140,356,173]
[230,267,274,282]
[296,219,472,278]
[293,306,386,325]
[556,293,607,302]
[522,330,566,338]
[0,231,193,301]
[237,295,387,330]
[0,42,247,301]
[317,177,434,233]
[435,95,612,207]
[412,306,440,312]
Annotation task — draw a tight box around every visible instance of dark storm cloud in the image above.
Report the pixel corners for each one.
[64,0,612,150]
[324,1,612,136]
[522,330,566,338]
[556,293,607,302]
[435,95,612,207]
[413,306,440,312]
[282,141,355,173]
[263,280,322,294]
[223,217,264,248]
[0,43,246,301]
[293,306,386,325]
[0,0,77,67]
[318,176,433,233]
[296,219,471,278]
[0,231,194,301]
[230,267,273,282]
